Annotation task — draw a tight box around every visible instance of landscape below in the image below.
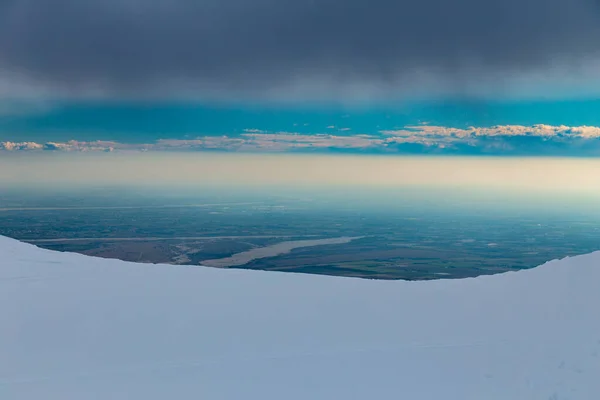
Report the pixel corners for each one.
[1,186,599,280]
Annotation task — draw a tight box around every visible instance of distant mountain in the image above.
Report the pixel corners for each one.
[1,235,599,399]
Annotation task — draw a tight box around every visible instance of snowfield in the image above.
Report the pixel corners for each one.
[1,235,599,399]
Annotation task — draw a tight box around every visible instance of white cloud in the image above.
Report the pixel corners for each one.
[0,141,44,151]
[2,124,600,154]
[381,124,600,139]
[1,140,123,152]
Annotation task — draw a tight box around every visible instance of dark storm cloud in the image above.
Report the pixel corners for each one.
[1,0,600,99]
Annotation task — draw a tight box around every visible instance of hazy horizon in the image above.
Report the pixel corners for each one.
[2,152,600,194]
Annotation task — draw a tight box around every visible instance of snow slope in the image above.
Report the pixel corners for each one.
[1,235,599,400]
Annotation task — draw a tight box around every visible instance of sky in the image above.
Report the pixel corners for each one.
[1,0,600,155]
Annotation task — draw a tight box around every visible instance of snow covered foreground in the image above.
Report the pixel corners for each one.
[1,236,599,400]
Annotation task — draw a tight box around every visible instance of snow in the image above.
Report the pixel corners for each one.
[1,235,599,400]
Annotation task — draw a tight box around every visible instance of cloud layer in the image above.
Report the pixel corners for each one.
[3,124,600,155]
[2,0,600,100]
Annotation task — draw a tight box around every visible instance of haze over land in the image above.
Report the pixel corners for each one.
[2,154,600,197]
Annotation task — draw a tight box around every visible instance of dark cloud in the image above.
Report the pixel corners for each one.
[1,0,600,99]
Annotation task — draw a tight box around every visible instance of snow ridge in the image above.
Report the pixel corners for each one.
[1,235,599,400]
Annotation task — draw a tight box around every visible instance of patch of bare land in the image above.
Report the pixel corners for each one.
[201,237,363,268]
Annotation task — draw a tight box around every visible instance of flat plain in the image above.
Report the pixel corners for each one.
[2,187,599,280]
